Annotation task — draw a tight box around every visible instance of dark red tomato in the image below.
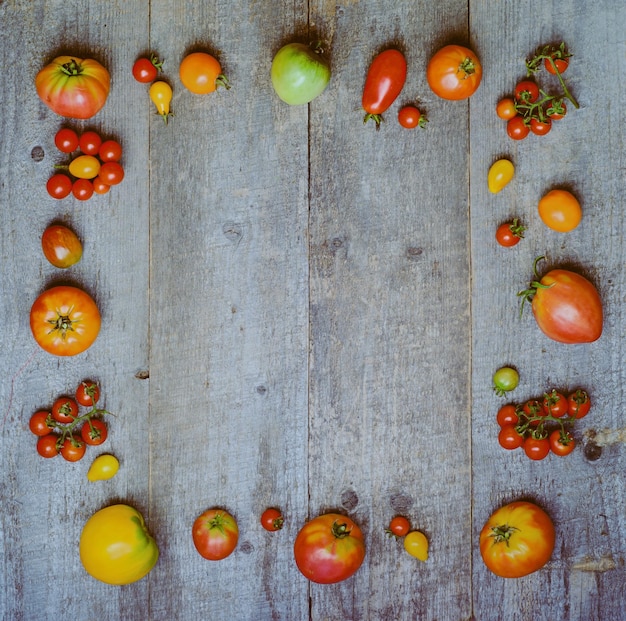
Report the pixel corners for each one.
[52,396,79,423]
[81,419,108,445]
[545,56,569,75]
[549,429,575,456]
[514,80,540,103]
[542,390,568,418]
[37,434,59,458]
[507,116,530,140]
[54,127,79,153]
[98,139,122,162]
[386,515,411,537]
[78,130,102,155]
[362,49,407,129]
[132,56,162,83]
[530,118,552,136]
[60,435,86,462]
[567,389,591,419]
[496,219,525,247]
[260,508,284,531]
[398,106,426,129]
[76,380,101,406]
[524,436,550,460]
[47,173,73,199]
[29,411,54,436]
[498,425,524,450]
[294,513,366,584]
[523,399,543,418]
[72,178,94,201]
[98,162,124,186]
[496,404,519,427]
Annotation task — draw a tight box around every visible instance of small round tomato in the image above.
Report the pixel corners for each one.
[132,55,163,83]
[547,100,567,120]
[386,515,411,538]
[69,154,101,179]
[514,80,539,103]
[192,509,239,560]
[41,224,82,268]
[30,285,101,356]
[37,434,59,458]
[29,411,54,436]
[549,429,575,456]
[530,117,552,136]
[488,159,515,193]
[98,162,124,186]
[524,436,550,460]
[398,105,427,129]
[493,367,519,396]
[60,435,86,462]
[545,56,569,75]
[426,44,482,100]
[498,425,524,450]
[72,179,94,201]
[46,173,73,199]
[98,139,122,162]
[54,127,79,153]
[403,530,428,561]
[567,389,591,419]
[523,399,544,418]
[496,219,525,248]
[261,508,284,532]
[496,404,519,427]
[496,97,517,120]
[538,189,581,233]
[87,454,120,481]
[76,380,101,406]
[78,131,102,155]
[507,116,530,140]
[81,419,108,446]
[180,52,229,95]
[542,390,568,417]
[92,176,110,195]
[52,396,79,423]
[294,513,365,584]
[480,501,555,578]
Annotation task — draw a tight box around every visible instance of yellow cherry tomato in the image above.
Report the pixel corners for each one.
[487,159,515,193]
[149,81,173,123]
[68,155,101,179]
[403,530,429,561]
[87,454,119,481]
[80,504,159,585]
[538,189,582,232]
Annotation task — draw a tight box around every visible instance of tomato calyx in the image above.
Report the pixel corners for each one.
[60,58,86,77]
[458,56,478,78]
[363,112,384,131]
[488,523,520,546]
[330,520,353,539]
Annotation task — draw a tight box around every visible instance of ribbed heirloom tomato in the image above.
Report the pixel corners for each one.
[293,513,365,584]
[427,44,482,100]
[480,501,555,578]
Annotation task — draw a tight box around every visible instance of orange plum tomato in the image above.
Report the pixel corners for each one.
[192,509,239,560]
[41,224,82,268]
[538,189,581,232]
[35,56,110,119]
[30,285,101,356]
[480,501,555,578]
[426,45,482,100]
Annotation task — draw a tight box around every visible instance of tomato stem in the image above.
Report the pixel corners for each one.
[363,112,384,130]
[331,520,352,539]
[489,524,520,546]
[61,59,83,76]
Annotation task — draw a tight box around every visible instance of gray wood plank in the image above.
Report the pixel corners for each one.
[470,1,626,620]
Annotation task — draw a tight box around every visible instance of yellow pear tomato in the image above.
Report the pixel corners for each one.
[79,504,159,585]
[488,159,515,193]
[403,530,429,561]
[87,454,119,481]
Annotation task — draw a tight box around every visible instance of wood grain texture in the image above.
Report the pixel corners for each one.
[1,1,625,620]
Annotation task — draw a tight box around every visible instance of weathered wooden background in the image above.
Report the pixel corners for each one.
[1,1,625,619]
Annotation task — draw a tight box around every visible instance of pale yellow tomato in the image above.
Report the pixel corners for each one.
[404,530,429,561]
[87,454,119,481]
[488,159,515,193]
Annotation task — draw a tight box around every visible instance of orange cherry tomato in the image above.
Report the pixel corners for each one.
[496,97,517,120]
[538,189,582,232]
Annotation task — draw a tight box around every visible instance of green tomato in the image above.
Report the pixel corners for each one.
[493,366,519,397]
[271,43,331,105]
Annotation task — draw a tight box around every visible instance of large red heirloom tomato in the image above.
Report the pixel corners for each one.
[30,285,101,356]
[293,513,366,584]
[480,501,555,578]
[426,44,482,100]
[35,56,110,119]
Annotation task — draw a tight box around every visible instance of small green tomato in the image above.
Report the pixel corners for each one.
[493,367,520,397]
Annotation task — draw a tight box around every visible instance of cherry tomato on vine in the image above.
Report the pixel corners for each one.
[496,219,525,247]
[179,52,229,95]
[37,434,59,458]
[493,367,519,396]
[496,97,517,120]
[549,429,575,456]
[52,396,79,423]
[514,80,539,103]
[496,404,519,427]
[72,178,94,201]
[76,380,101,406]
[538,189,581,233]
[547,100,567,120]
[54,127,79,153]
[542,390,568,417]
[29,411,54,436]
[98,162,125,186]
[60,435,86,462]
[362,49,407,129]
[398,106,427,129]
[523,436,550,460]
[545,56,569,75]
[81,419,108,446]
[78,131,102,155]
[507,116,530,140]
[132,55,163,83]
[386,515,411,538]
[260,508,284,531]
[530,118,552,136]
[498,425,524,450]
[567,389,591,419]
[426,44,482,100]
[98,139,122,162]
[46,173,73,199]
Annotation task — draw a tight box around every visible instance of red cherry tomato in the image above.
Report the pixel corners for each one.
[362,49,407,129]
[37,434,60,458]
[530,118,552,136]
[507,116,530,140]
[498,425,524,450]
[514,80,540,103]
[92,176,111,195]
[78,131,102,155]
[542,390,568,417]
[545,56,569,75]
[567,389,591,419]
[192,509,239,560]
[398,106,427,129]
[98,162,124,186]
[46,173,73,199]
[132,56,163,83]
[54,127,79,153]
[523,436,550,460]
[72,178,94,201]
[386,515,411,537]
[76,380,101,406]
[496,404,519,427]
[260,508,284,531]
[495,219,525,247]
[60,435,86,462]
[29,411,54,436]
[81,419,108,446]
[52,396,79,423]
[98,139,122,162]
[549,429,575,456]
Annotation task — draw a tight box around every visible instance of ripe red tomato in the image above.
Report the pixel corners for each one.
[78,131,102,155]
[30,285,101,356]
[52,396,79,423]
[498,425,524,450]
[496,404,519,427]
[514,80,539,103]
[567,389,591,419]
[521,260,603,344]
[46,173,73,199]
[76,380,101,406]
[60,435,86,462]
[81,419,108,445]
[132,56,163,83]
[192,509,239,560]
[386,515,411,537]
[362,49,407,128]
[495,220,525,247]
[398,106,426,129]
[29,411,54,436]
[92,176,111,195]
[426,45,482,100]
[547,100,567,120]
[179,52,228,94]
[54,127,79,153]
[37,434,60,458]
[530,118,552,136]
[507,116,530,140]
[35,56,110,119]
[480,501,555,578]
[98,162,125,186]
[496,97,517,120]
[542,390,568,417]
[72,178,94,201]
[293,513,365,584]
[549,429,575,456]
[98,140,122,162]
[260,508,284,531]
[523,436,550,460]
[41,224,82,268]
[545,56,569,75]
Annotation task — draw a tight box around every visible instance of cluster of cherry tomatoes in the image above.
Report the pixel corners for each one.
[29,381,110,462]
[385,515,429,561]
[47,128,124,200]
[496,43,578,140]
[497,388,591,460]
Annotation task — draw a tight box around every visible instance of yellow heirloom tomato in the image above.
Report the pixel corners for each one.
[488,159,515,193]
[80,504,159,585]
